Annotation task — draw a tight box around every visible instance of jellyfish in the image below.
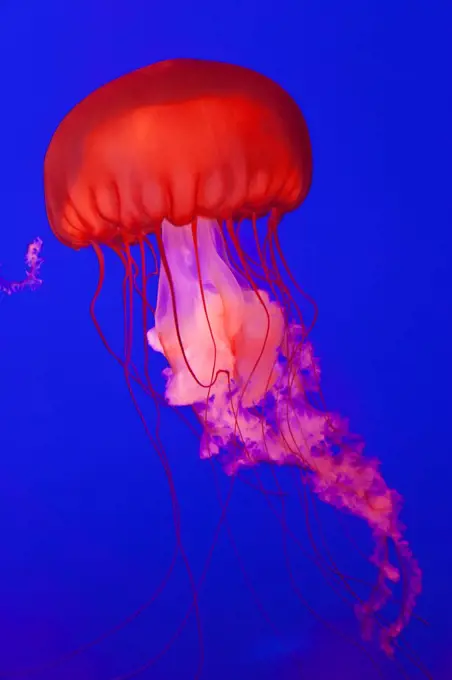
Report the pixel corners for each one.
[44,59,421,658]
[0,238,43,296]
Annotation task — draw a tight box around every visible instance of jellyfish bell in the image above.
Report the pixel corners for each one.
[43,57,421,669]
[43,58,312,246]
